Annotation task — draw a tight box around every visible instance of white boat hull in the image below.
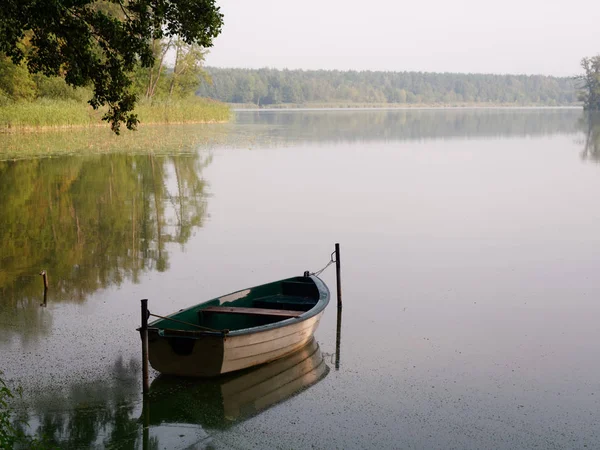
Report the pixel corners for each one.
[148,311,323,377]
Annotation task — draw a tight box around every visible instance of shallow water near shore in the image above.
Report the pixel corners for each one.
[1,108,599,449]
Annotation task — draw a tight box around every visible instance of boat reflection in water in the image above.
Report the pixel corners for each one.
[143,338,329,448]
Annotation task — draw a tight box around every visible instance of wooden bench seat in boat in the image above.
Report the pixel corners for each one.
[252,295,317,312]
[201,305,303,318]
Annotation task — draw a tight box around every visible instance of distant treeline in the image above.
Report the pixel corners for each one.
[197,68,579,107]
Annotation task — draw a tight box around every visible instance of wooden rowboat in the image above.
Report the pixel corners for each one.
[145,274,330,377]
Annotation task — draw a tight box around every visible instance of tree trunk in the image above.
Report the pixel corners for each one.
[168,43,181,98]
[147,39,172,101]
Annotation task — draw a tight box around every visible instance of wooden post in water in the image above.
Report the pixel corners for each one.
[335,243,342,310]
[335,304,342,370]
[141,299,149,394]
[40,270,48,307]
[40,270,48,290]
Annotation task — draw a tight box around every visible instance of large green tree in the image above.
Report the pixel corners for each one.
[578,55,600,111]
[0,0,223,132]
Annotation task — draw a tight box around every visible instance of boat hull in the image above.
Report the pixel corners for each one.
[148,310,324,377]
[146,275,329,377]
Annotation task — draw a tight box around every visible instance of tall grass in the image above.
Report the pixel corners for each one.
[0,99,101,129]
[136,98,231,124]
[0,98,230,132]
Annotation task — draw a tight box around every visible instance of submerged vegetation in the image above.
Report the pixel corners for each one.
[0,123,233,160]
[198,67,579,107]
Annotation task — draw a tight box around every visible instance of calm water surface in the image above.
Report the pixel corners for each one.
[1,109,599,449]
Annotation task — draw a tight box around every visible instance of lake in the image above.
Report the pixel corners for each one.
[1,108,599,449]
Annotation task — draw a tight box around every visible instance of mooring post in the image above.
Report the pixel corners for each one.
[141,299,149,394]
[40,270,48,291]
[39,271,49,307]
[335,304,342,370]
[335,243,342,309]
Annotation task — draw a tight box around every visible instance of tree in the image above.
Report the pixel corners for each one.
[0,0,223,133]
[0,54,36,100]
[578,56,600,111]
[145,38,173,101]
[168,39,208,99]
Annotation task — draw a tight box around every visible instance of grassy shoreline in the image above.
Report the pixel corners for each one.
[0,98,231,132]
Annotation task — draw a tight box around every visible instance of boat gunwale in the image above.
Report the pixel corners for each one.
[148,275,330,338]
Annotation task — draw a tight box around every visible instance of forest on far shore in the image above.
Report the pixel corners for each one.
[197,67,579,107]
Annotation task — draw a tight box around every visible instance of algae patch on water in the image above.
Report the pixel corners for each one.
[0,123,237,160]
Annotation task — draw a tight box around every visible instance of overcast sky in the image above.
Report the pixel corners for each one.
[204,0,600,76]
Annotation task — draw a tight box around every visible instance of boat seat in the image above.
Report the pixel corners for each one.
[253,295,316,311]
[200,305,303,318]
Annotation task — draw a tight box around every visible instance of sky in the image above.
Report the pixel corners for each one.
[204,0,600,77]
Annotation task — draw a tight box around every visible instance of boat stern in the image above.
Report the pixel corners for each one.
[148,329,226,377]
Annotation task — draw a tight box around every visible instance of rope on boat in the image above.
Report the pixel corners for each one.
[148,312,224,333]
[310,250,337,277]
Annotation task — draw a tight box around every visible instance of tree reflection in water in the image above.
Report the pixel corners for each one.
[580,112,600,163]
[0,152,211,343]
[12,356,143,449]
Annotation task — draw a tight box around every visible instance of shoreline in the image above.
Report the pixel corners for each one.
[0,119,230,134]
[230,102,583,111]
[1,101,583,133]
[0,98,231,134]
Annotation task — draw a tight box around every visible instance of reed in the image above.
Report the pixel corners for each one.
[0,98,230,132]
[136,98,231,124]
[0,99,100,129]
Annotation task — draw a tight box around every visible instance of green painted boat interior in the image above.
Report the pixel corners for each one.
[150,276,322,333]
